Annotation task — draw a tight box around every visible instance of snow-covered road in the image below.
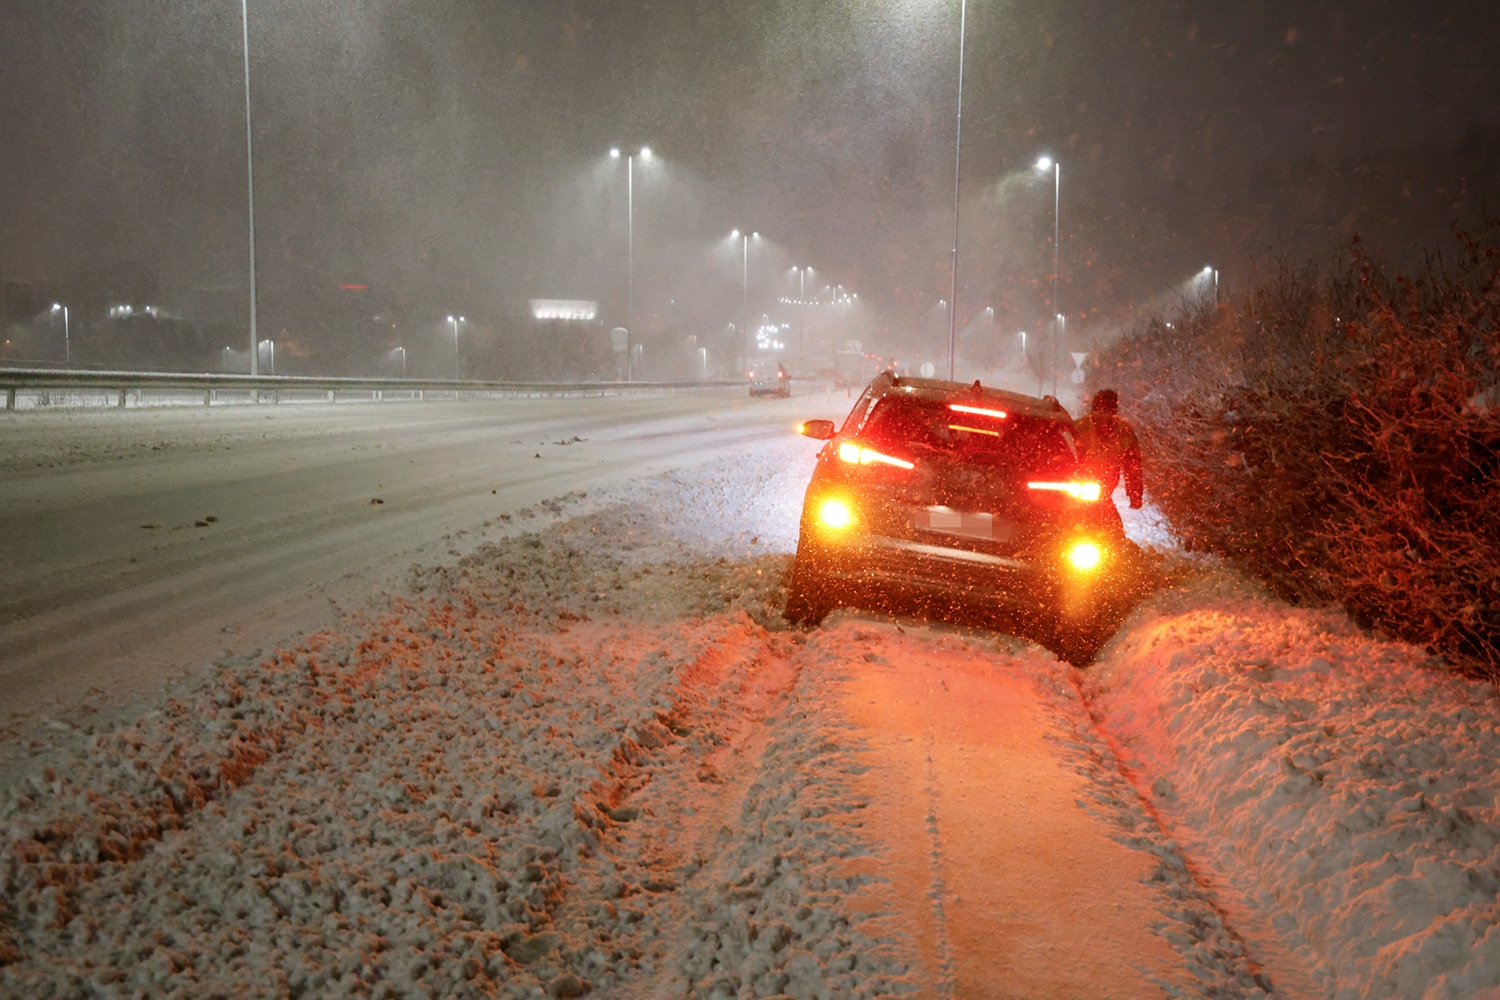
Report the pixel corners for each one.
[4,395,1498,999]
[0,389,822,728]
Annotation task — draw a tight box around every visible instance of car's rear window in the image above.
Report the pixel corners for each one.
[862,396,1078,473]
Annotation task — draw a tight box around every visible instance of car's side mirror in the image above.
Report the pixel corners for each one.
[797,419,836,440]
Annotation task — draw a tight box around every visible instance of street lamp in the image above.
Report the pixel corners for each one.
[792,267,814,368]
[50,303,69,367]
[398,346,407,378]
[946,0,970,381]
[730,229,759,375]
[1054,313,1065,395]
[447,315,464,379]
[1036,155,1061,395]
[609,145,652,380]
[240,0,259,377]
[1203,265,1219,305]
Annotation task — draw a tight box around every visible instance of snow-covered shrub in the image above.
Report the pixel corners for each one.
[1094,232,1500,676]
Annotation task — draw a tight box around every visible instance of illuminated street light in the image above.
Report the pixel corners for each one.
[609,145,654,379]
[791,266,816,368]
[1037,155,1062,394]
[398,345,407,378]
[50,303,69,367]
[1055,313,1065,395]
[448,315,465,378]
[730,229,761,375]
[945,0,970,381]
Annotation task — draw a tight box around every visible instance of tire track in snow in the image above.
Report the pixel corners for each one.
[1030,648,1284,998]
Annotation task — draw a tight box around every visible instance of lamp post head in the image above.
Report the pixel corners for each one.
[51,303,61,312]
[1035,155,1053,173]
[639,146,652,159]
[730,229,739,238]
[447,315,454,322]
[609,147,621,158]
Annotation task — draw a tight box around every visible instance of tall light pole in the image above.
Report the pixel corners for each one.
[398,346,407,378]
[447,315,464,378]
[946,0,969,381]
[731,229,757,375]
[50,303,69,367]
[1036,155,1061,396]
[609,146,652,380]
[793,267,812,369]
[240,0,259,377]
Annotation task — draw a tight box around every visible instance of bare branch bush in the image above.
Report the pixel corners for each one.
[1095,233,1500,677]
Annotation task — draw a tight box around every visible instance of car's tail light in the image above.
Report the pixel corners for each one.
[837,441,915,470]
[1027,480,1102,501]
[949,403,1008,420]
[817,498,856,530]
[1064,540,1103,572]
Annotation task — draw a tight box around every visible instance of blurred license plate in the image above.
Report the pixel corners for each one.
[912,508,1011,542]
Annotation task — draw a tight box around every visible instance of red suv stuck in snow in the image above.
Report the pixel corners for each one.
[785,373,1144,661]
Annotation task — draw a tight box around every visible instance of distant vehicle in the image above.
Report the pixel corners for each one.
[785,372,1144,662]
[748,360,790,397]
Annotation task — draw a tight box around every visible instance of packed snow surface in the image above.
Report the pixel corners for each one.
[1087,574,1500,1000]
[3,419,1498,999]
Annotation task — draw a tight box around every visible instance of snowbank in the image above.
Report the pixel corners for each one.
[1089,567,1500,1000]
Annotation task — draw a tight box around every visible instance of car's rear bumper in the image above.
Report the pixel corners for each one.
[806,530,1131,620]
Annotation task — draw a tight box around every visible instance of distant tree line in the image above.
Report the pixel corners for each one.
[1095,229,1500,679]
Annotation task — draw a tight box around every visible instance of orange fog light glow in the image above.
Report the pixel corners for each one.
[1065,541,1103,572]
[818,498,856,530]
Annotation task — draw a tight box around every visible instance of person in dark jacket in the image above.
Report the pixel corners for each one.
[1075,388,1144,510]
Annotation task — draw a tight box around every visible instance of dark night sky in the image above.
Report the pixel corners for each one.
[2,0,1498,365]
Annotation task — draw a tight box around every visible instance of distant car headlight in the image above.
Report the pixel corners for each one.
[817,498,856,530]
[1064,540,1103,572]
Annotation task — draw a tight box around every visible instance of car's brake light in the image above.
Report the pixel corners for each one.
[1027,480,1102,501]
[837,441,915,470]
[949,403,1008,419]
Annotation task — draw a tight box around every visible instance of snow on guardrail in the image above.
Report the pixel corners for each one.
[0,368,744,411]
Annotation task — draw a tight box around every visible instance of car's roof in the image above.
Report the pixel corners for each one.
[867,373,1074,423]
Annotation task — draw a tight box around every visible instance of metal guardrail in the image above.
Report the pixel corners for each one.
[0,369,743,411]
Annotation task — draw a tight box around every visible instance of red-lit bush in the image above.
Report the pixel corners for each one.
[1095,234,1500,676]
